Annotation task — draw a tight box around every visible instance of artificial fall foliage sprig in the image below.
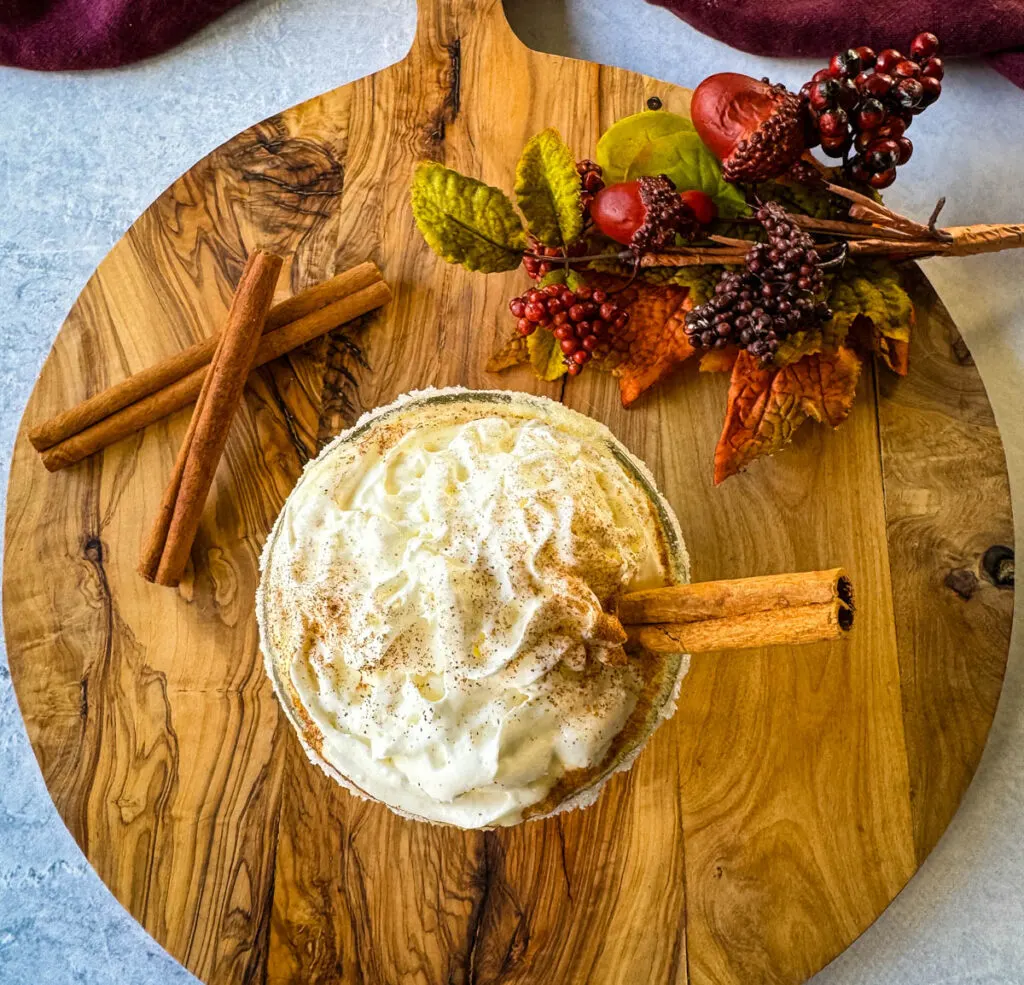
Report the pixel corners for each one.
[410,35,1024,483]
[410,132,914,482]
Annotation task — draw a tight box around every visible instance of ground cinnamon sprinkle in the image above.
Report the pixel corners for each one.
[258,389,689,828]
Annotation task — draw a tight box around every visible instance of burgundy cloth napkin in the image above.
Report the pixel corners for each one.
[0,0,246,71]
[648,0,1024,88]
[2,0,1022,83]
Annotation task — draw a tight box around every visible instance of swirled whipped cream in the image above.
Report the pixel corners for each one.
[258,389,687,828]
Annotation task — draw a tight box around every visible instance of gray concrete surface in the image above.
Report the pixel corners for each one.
[1,1,1021,982]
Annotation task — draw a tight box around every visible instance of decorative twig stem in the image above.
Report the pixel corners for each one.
[943,224,1024,255]
[708,234,756,248]
[640,249,747,267]
[637,224,1024,267]
[569,185,1024,274]
[524,249,633,265]
[788,214,914,241]
[826,182,934,239]
[658,245,754,258]
[927,197,952,240]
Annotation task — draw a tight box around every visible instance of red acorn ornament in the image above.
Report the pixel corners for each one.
[589,176,698,252]
[690,73,808,182]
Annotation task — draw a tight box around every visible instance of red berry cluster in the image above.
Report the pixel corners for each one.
[523,241,562,280]
[800,32,942,188]
[523,238,585,280]
[508,284,630,375]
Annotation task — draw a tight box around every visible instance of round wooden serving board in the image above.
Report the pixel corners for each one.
[3,3,1015,984]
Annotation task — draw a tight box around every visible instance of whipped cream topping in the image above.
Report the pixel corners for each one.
[258,389,686,828]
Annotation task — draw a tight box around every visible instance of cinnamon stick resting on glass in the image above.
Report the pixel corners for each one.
[609,568,854,654]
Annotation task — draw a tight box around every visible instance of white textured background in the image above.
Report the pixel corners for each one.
[0,1,1021,982]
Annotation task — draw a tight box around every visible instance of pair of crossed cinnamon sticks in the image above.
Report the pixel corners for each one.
[27,250,390,586]
[602,568,854,655]
[29,259,390,472]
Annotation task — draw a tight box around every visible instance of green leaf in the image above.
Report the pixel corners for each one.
[411,162,526,272]
[773,330,824,366]
[625,130,749,218]
[597,111,695,183]
[539,269,567,288]
[527,329,569,381]
[826,259,913,347]
[515,129,584,247]
[536,266,587,293]
[577,240,635,278]
[566,269,588,292]
[707,218,760,242]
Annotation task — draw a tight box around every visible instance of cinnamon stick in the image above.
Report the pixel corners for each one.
[40,279,391,471]
[141,249,283,586]
[30,261,381,453]
[627,601,852,654]
[615,568,854,654]
[138,325,229,583]
[618,568,851,623]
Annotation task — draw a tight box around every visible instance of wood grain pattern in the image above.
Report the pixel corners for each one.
[2,2,1013,984]
[876,265,1014,863]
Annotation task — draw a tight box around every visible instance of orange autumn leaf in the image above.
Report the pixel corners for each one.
[590,276,695,406]
[486,330,530,372]
[881,338,910,375]
[847,311,911,377]
[787,346,862,425]
[877,306,913,376]
[714,346,862,484]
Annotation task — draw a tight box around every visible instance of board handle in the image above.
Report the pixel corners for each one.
[413,0,522,54]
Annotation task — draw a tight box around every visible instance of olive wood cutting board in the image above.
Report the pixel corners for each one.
[2,2,1014,983]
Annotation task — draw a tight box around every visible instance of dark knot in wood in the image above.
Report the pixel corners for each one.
[944,568,978,600]
[229,121,344,227]
[83,535,104,564]
[444,38,462,120]
[426,37,462,147]
[950,329,974,366]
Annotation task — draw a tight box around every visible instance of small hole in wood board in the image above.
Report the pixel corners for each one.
[982,545,1014,587]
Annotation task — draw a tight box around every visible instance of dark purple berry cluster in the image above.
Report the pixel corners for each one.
[684,202,832,363]
[509,284,630,375]
[577,159,604,213]
[800,32,942,188]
